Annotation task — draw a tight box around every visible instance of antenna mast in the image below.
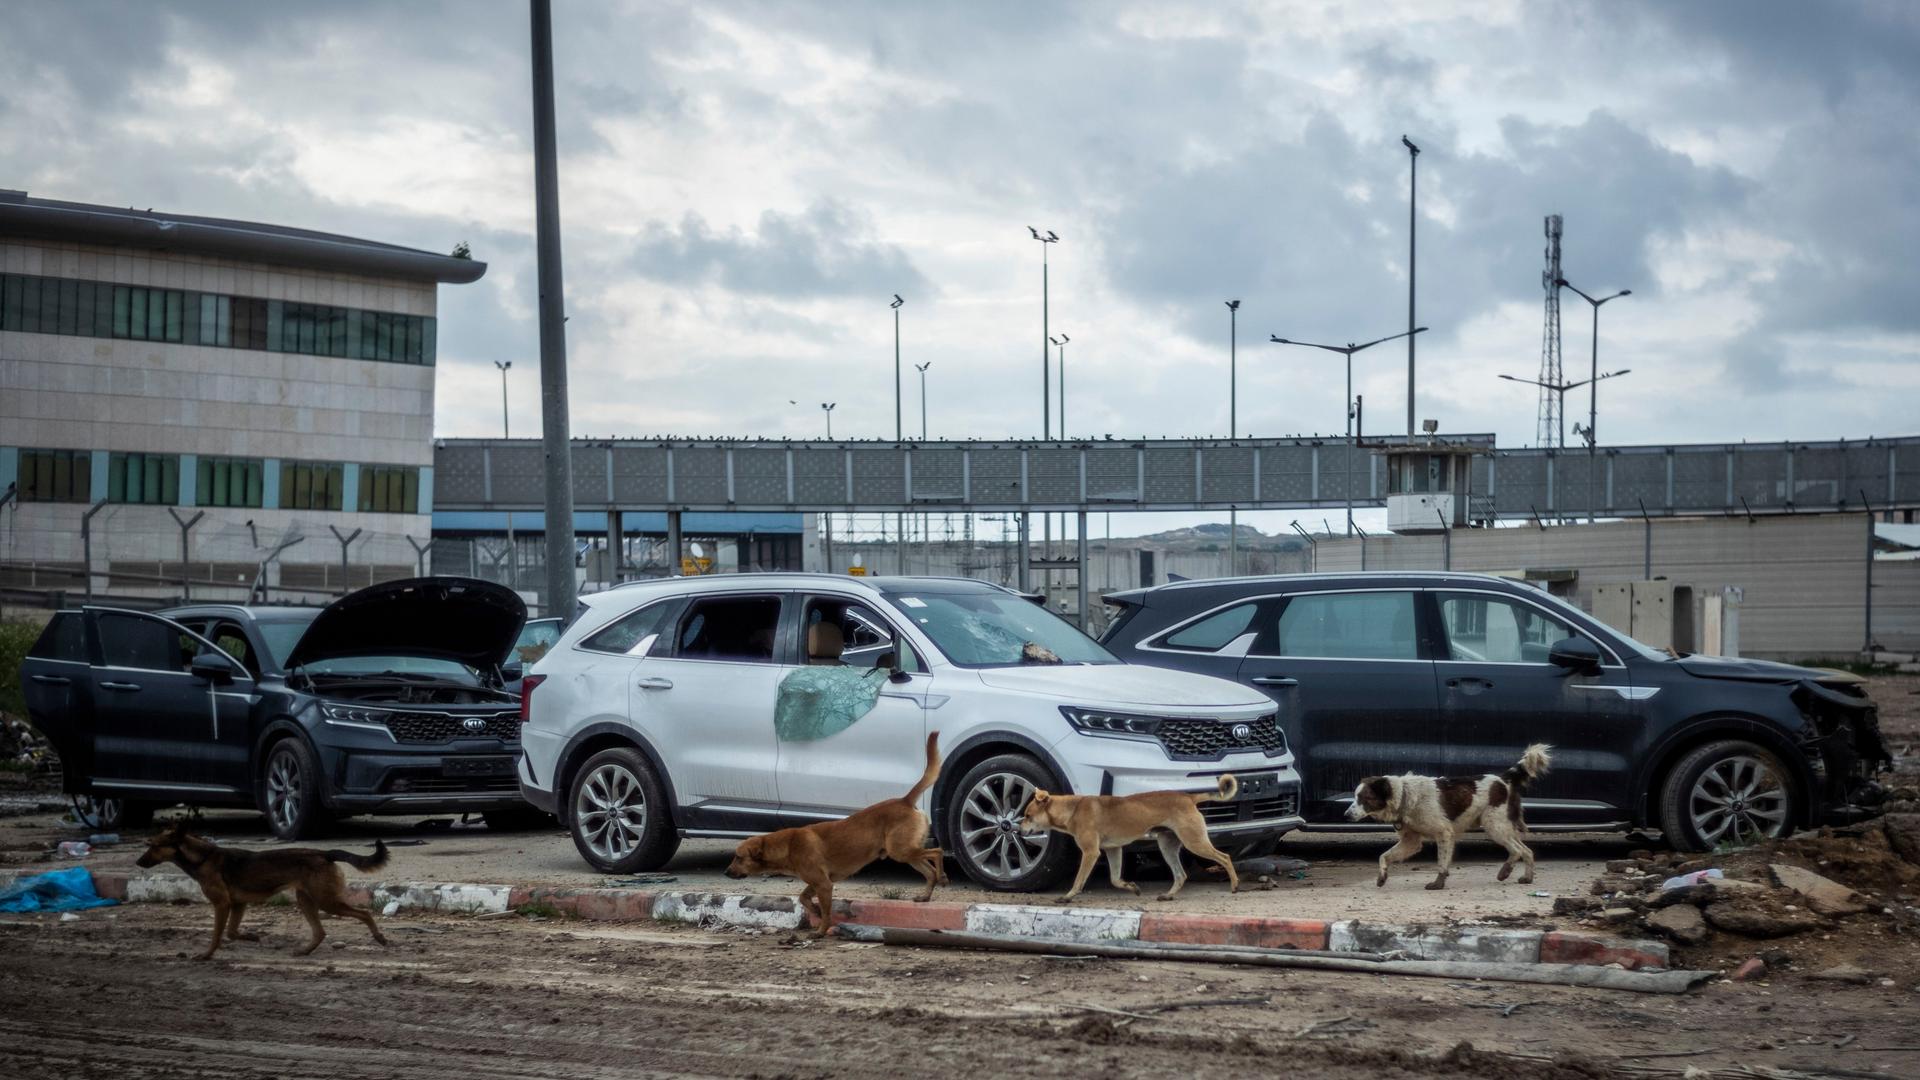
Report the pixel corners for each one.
[1538,214,1565,449]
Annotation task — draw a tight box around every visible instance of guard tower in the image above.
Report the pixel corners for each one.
[1374,420,1488,534]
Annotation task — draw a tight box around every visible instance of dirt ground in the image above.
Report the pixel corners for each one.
[3,900,1917,1080]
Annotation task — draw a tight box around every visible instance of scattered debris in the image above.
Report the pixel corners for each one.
[1768,863,1869,916]
[1805,964,1880,985]
[1702,898,1828,938]
[1729,957,1768,982]
[1647,904,1710,946]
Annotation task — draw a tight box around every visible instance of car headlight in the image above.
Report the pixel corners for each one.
[319,702,391,727]
[1060,706,1164,741]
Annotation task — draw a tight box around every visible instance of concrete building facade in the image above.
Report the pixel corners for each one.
[0,191,483,601]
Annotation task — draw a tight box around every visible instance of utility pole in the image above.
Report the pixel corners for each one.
[530,0,575,618]
[1558,278,1632,523]
[1226,299,1240,576]
[496,360,517,590]
[892,294,905,577]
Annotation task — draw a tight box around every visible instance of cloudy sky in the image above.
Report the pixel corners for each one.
[6,1,1917,532]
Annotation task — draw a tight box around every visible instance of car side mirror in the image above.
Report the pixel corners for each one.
[1547,636,1603,676]
[500,662,525,683]
[876,650,912,684]
[190,651,237,685]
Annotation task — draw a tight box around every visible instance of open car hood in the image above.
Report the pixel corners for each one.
[282,577,527,672]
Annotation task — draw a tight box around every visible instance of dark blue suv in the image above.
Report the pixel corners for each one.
[1102,572,1890,851]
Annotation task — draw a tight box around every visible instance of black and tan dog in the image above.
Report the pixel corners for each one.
[136,820,391,960]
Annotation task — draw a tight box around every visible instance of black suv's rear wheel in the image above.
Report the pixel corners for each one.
[262,739,333,841]
[1659,739,1798,852]
[943,753,1075,892]
[567,747,680,873]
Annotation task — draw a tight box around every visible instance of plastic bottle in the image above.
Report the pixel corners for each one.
[88,833,120,846]
[56,841,91,858]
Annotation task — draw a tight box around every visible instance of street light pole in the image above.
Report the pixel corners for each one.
[1271,327,1429,536]
[1050,335,1070,438]
[915,362,932,440]
[1402,136,1420,439]
[1557,278,1631,523]
[1226,300,1240,575]
[891,294,905,576]
[820,401,836,440]
[529,0,576,620]
[494,360,512,437]
[1028,226,1059,596]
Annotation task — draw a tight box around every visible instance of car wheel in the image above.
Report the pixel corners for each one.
[1659,739,1798,853]
[943,753,1075,892]
[262,739,333,841]
[482,806,557,832]
[567,747,679,873]
[70,794,154,832]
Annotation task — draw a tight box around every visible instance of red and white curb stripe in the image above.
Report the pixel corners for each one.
[12,870,1668,971]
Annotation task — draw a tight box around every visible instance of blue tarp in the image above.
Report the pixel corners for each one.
[774,666,886,742]
[0,866,120,914]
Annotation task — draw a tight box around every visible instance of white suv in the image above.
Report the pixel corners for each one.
[517,574,1303,891]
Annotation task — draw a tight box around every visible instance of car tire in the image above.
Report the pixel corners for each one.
[70,794,154,832]
[482,806,557,832]
[1659,739,1798,853]
[566,747,680,873]
[261,738,334,841]
[943,752,1076,893]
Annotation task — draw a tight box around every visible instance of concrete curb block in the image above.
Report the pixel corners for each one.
[27,870,1668,970]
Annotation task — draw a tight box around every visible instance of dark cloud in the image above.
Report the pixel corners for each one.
[629,200,929,298]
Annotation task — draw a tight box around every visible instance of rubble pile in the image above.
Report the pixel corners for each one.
[1,714,54,770]
[1556,816,1920,963]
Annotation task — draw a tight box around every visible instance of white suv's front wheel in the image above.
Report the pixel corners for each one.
[567,747,681,873]
[944,753,1074,892]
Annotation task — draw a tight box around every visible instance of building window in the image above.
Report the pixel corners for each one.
[196,457,265,508]
[107,452,180,505]
[358,465,420,514]
[18,449,93,503]
[0,271,432,364]
[280,461,344,511]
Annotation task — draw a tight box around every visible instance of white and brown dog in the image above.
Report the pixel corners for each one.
[1346,744,1552,890]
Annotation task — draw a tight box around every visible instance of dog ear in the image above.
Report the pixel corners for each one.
[1367,777,1396,811]
[1031,791,1050,804]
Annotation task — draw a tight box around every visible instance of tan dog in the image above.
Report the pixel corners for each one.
[1346,744,1552,890]
[1019,775,1241,903]
[134,820,391,960]
[726,731,945,937]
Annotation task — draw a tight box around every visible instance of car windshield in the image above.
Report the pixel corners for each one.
[255,613,321,670]
[882,590,1119,668]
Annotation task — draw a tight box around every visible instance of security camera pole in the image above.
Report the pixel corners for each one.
[530,0,576,617]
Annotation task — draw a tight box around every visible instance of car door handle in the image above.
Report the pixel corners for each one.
[635,677,674,691]
[1446,677,1493,690]
[1250,676,1298,688]
[30,674,71,686]
[99,681,142,692]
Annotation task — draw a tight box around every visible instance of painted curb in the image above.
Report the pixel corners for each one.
[15,869,1668,970]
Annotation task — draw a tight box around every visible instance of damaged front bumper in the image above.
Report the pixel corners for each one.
[1792,678,1894,823]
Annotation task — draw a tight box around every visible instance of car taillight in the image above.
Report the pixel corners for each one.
[519,674,546,726]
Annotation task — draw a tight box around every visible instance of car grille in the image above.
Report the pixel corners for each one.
[1200,791,1301,826]
[382,775,520,794]
[1155,715,1287,761]
[381,711,521,744]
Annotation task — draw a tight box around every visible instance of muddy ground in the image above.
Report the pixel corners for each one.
[3,900,1917,1080]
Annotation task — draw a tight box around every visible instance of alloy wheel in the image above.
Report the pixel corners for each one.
[266,752,302,835]
[1688,753,1789,847]
[576,762,648,862]
[959,771,1047,884]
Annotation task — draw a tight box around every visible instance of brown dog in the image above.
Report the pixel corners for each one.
[1019,775,1241,903]
[135,820,391,960]
[726,731,944,937]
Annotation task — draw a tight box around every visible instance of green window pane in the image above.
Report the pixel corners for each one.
[216,296,232,347]
[422,317,436,365]
[112,286,130,337]
[161,455,179,504]
[128,288,147,340]
[19,277,41,333]
[74,281,96,336]
[143,454,162,503]
[107,454,127,502]
[196,458,213,505]
[246,461,263,508]
[1,274,20,330]
[57,279,80,335]
[165,291,184,342]
[294,464,311,508]
[402,467,419,513]
[266,300,284,352]
[278,463,293,508]
[326,465,343,510]
[92,281,112,335]
[44,454,63,500]
[212,459,231,507]
[198,295,217,344]
[149,289,168,340]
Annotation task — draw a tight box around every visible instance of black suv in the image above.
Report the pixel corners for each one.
[1102,572,1890,851]
[18,577,542,839]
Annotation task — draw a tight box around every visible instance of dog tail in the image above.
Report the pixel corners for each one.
[1503,744,1552,789]
[1193,773,1239,804]
[325,839,390,872]
[903,731,940,803]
